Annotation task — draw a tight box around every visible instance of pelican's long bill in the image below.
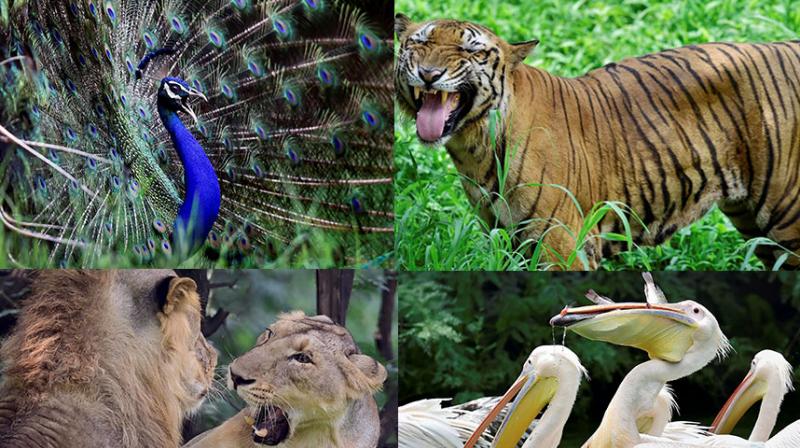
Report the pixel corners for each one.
[549,302,699,362]
[463,373,558,448]
[710,370,767,434]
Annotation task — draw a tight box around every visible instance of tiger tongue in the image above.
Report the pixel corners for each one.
[416,91,456,142]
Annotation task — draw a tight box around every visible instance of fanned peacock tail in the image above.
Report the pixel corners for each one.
[0,0,393,267]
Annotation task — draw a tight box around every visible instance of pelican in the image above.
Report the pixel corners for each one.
[399,396,500,447]
[463,346,693,448]
[636,422,800,448]
[710,349,794,442]
[550,285,731,447]
[637,350,799,447]
[463,345,588,448]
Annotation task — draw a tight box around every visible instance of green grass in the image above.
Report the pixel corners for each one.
[0,219,391,269]
[395,0,800,271]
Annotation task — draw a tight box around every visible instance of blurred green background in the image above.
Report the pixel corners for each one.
[399,272,800,446]
[187,270,398,446]
[394,0,800,270]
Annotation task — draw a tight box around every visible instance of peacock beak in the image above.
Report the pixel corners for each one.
[187,87,208,102]
[180,88,207,127]
[550,303,698,362]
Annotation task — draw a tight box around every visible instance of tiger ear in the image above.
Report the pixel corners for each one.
[509,39,539,66]
[395,13,413,37]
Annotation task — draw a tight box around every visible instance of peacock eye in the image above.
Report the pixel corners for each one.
[289,352,312,364]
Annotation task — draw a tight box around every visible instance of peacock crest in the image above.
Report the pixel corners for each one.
[0,0,393,267]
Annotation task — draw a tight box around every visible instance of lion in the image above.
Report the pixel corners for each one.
[0,270,217,447]
[184,312,387,448]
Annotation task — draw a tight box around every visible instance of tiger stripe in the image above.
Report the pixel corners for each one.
[395,16,800,268]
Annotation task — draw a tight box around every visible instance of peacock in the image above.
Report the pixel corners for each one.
[0,0,393,268]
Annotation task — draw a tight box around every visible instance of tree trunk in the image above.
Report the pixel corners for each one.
[316,270,355,325]
[377,271,398,448]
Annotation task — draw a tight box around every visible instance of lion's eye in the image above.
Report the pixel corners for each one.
[289,353,312,364]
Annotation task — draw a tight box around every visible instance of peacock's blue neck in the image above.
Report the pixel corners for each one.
[158,105,221,255]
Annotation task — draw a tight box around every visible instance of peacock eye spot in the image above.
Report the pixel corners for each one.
[360,34,374,49]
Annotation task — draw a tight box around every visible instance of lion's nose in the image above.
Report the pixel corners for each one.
[418,66,445,84]
[230,367,256,390]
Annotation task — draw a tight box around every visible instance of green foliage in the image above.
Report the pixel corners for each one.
[399,272,800,445]
[0,220,392,268]
[395,0,800,271]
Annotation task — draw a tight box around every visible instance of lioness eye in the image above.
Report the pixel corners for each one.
[255,328,274,346]
[289,353,312,364]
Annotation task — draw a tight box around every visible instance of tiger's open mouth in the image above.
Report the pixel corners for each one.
[247,405,290,446]
[411,85,475,143]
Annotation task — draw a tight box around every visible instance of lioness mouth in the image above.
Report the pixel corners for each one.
[246,405,290,446]
[412,86,474,143]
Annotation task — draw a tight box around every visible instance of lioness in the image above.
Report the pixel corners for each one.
[185,312,387,448]
[0,270,217,447]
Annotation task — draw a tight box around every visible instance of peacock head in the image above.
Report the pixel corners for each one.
[157,77,208,126]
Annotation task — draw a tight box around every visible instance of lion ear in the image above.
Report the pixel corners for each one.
[308,314,335,324]
[395,13,413,38]
[340,352,387,397]
[159,277,198,315]
[508,39,539,66]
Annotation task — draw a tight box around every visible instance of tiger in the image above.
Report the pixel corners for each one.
[394,13,800,269]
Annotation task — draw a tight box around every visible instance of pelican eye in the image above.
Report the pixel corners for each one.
[693,307,700,314]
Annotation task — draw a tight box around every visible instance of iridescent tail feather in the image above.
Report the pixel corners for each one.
[0,0,393,267]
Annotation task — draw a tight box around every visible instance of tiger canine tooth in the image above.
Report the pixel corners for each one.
[244,415,255,426]
[254,427,269,438]
[441,91,449,105]
[413,86,420,99]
